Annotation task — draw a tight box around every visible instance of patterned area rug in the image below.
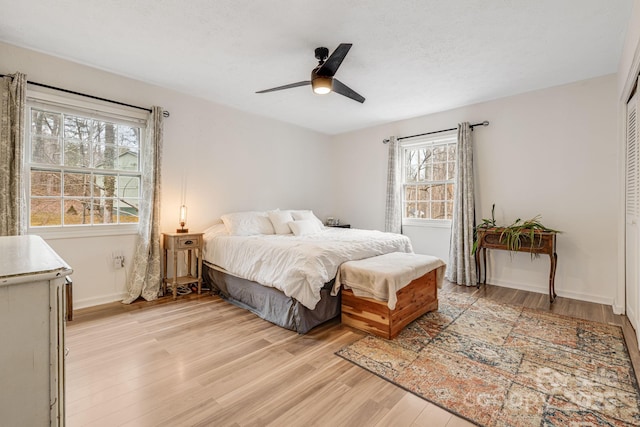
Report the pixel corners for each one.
[336,291,640,426]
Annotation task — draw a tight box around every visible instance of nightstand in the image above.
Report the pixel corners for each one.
[162,232,204,299]
[328,224,351,228]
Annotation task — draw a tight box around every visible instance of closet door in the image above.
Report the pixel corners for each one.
[626,90,639,336]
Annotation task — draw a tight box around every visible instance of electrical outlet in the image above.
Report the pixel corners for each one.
[112,255,125,269]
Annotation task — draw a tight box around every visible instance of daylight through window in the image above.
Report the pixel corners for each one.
[402,133,457,221]
[27,99,145,228]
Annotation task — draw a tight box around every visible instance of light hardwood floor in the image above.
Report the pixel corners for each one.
[66,282,639,427]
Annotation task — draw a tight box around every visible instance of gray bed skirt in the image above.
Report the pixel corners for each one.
[202,262,341,334]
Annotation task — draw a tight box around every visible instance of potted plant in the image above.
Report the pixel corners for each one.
[473,204,559,257]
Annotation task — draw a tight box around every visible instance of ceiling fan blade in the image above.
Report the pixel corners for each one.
[256,81,311,93]
[332,79,365,103]
[317,43,352,77]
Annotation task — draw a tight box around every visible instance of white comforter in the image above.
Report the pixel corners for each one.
[202,225,413,310]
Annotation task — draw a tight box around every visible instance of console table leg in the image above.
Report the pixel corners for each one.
[549,252,558,303]
[475,249,481,288]
[482,248,487,285]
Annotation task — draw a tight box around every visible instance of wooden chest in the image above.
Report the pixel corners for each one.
[341,269,438,339]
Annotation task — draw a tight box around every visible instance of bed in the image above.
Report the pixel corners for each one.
[201,210,413,333]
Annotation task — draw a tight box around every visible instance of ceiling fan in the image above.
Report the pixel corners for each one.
[256,43,365,103]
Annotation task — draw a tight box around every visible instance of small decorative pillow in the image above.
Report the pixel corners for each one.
[289,219,323,236]
[268,210,294,234]
[290,210,324,230]
[221,211,275,236]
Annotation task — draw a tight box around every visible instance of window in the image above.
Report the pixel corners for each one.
[27,93,146,233]
[401,132,456,222]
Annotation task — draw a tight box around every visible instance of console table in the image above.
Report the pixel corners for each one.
[475,228,558,302]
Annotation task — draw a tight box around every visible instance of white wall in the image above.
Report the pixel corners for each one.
[331,75,619,305]
[617,0,640,99]
[1,41,334,308]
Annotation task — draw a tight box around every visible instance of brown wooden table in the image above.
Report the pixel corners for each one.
[475,228,558,302]
[162,232,204,299]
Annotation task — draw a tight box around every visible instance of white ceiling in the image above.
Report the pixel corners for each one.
[0,0,633,135]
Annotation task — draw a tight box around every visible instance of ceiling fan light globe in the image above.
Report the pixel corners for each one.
[313,86,331,95]
[311,75,333,95]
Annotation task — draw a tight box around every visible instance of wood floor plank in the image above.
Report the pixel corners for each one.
[411,402,453,426]
[374,393,430,426]
[65,282,639,426]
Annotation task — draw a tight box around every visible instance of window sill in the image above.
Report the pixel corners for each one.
[28,224,139,240]
[402,218,452,229]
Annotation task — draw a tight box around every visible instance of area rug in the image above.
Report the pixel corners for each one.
[336,291,640,426]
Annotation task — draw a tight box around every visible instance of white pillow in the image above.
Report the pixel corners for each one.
[268,210,293,234]
[221,211,275,236]
[290,210,324,229]
[289,219,322,236]
[202,222,228,238]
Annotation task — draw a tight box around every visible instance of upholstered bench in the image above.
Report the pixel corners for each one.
[335,252,445,339]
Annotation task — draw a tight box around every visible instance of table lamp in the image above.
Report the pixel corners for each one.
[177,205,188,233]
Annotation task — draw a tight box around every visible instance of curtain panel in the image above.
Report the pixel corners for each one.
[446,122,477,286]
[0,73,26,236]
[123,106,164,303]
[384,136,402,233]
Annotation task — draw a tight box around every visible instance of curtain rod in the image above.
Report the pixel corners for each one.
[382,120,489,144]
[0,73,170,118]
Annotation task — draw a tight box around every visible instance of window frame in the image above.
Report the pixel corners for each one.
[400,130,457,228]
[25,90,148,239]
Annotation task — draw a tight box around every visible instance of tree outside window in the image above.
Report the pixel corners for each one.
[402,134,456,221]
[29,105,142,227]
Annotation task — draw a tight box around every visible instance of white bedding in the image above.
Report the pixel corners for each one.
[202,225,413,310]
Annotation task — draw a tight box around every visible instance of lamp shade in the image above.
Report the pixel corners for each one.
[311,74,332,95]
[177,205,188,233]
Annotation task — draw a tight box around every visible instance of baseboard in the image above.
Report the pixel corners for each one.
[74,292,128,310]
[486,279,615,307]
[613,302,626,316]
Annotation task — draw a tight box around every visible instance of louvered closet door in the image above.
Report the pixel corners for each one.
[626,89,639,334]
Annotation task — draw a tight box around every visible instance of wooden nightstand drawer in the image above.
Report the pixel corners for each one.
[163,234,201,250]
[176,235,201,249]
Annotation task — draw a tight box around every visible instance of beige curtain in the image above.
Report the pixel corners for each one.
[384,136,402,233]
[446,122,477,286]
[0,73,27,236]
[122,107,164,303]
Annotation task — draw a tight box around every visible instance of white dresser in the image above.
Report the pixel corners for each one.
[0,235,73,426]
